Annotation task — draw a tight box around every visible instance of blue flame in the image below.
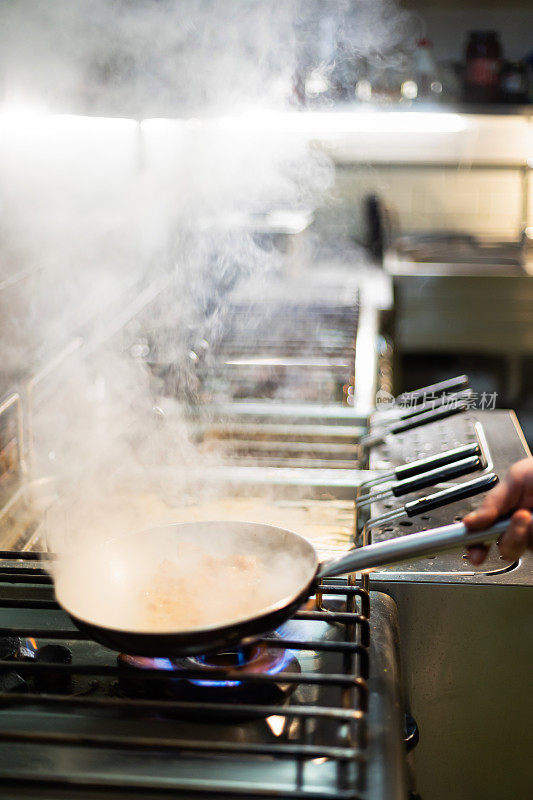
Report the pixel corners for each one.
[150,657,175,671]
[189,647,295,689]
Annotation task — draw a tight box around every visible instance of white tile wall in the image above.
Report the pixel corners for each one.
[325,164,527,239]
[314,113,533,240]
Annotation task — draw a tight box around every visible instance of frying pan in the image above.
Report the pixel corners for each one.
[53,518,509,657]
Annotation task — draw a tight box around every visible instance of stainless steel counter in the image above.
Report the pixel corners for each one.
[363,410,533,800]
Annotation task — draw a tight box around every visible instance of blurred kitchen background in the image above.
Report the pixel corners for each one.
[2,0,533,448]
[297,0,533,446]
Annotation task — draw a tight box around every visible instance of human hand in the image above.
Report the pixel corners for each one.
[463,458,533,564]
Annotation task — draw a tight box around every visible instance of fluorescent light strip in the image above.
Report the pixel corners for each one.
[0,110,138,134]
[0,106,468,136]
[211,110,469,135]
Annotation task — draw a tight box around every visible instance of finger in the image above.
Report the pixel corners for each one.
[463,503,500,531]
[463,476,523,531]
[498,509,533,561]
[463,492,505,531]
[467,544,489,565]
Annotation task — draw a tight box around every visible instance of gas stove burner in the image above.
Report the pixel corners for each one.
[0,636,36,693]
[34,644,73,694]
[0,637,22,660]
[0,636,36,661]
[117,638,300,711]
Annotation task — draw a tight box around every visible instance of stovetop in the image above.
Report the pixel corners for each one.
[363,409,532,583]
[142,295,360,406]
[386,234,526,276]
[3,251,530,800]
[0,401,530,800]
[0,555,406,800]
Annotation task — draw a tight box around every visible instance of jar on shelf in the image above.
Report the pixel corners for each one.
[463,31,502,104]
[412,39,442,101]
[499,60,529,104]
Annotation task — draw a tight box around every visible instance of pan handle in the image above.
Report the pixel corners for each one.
[388,401,468,435]
[397,389,472,421]
[393,442,480,481]
[396,374,469,404]
[360,401,468,447]
[403,473,498,516]
[390,455,481,497]
[317,518,510,578]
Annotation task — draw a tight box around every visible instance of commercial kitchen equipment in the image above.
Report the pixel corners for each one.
[364,473,498,527]
[384,231,533,405]
[0,263,531,800]
[355,449,482,508]
[357,442,481,493]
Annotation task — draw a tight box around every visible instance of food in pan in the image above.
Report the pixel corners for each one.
[139,548,272,630]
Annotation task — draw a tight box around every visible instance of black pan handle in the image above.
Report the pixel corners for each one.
[394,443,481,481]
[396,375,469,404]
[397,390,473,421]
[404,474,498,517]
[391,455,481,497]
[389,401,467,436]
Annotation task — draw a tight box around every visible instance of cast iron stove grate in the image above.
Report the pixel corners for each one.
[0,550,371,800]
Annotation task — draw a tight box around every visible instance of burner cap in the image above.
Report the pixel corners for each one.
[117,639,300,715]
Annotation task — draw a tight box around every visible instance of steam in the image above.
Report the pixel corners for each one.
[0,1,416,554]
[54,521,315,633]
